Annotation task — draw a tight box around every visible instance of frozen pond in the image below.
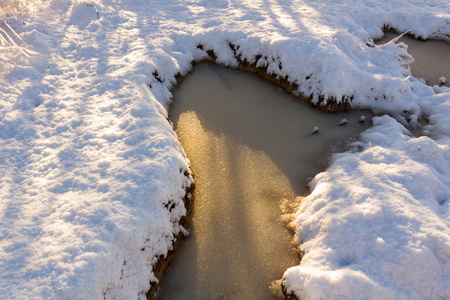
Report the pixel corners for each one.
[158,63,373,299]
[377,32,450,86]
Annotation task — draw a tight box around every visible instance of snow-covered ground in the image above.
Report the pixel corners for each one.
[0,0,448,299]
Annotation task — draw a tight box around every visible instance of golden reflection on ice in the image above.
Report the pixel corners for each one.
[177,110,297,298]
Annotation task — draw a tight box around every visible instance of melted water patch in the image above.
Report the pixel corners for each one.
[158,63,373,299]
[377,32,450,86]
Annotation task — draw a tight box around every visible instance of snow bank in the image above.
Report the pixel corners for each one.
[0,2,194,299]
[0,0,449,299]
[284,113,450,299]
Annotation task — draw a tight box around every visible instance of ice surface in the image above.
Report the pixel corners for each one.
[376,32,450,87]
[0,0,449,299]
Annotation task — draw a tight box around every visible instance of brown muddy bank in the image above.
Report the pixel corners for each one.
[147,180,195,300]
[195,44,352,112]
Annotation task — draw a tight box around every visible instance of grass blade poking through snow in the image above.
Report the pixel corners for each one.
[0,0,39,72]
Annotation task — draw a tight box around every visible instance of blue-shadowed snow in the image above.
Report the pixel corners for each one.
[0,0,449,299]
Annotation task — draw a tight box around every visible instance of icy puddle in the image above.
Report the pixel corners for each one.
[158,63,372,299]
[377,32,450,86]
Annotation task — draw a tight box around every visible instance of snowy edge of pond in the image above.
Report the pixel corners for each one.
[0,1,449,299]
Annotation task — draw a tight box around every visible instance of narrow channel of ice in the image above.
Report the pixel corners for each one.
[0,0,449,299]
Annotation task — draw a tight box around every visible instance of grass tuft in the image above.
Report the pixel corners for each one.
[0,0,41,74]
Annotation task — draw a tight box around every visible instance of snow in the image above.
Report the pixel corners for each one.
[284,115,450,299]
[338,118,348,126]
[0,0,449,299]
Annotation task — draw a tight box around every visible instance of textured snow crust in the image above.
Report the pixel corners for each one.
[0,0,449,299]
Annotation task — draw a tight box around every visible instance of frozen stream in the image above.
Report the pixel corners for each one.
[157,63,373,299]
[377,32,450,86]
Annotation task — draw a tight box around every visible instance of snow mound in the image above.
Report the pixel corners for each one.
[284,115,450,299]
